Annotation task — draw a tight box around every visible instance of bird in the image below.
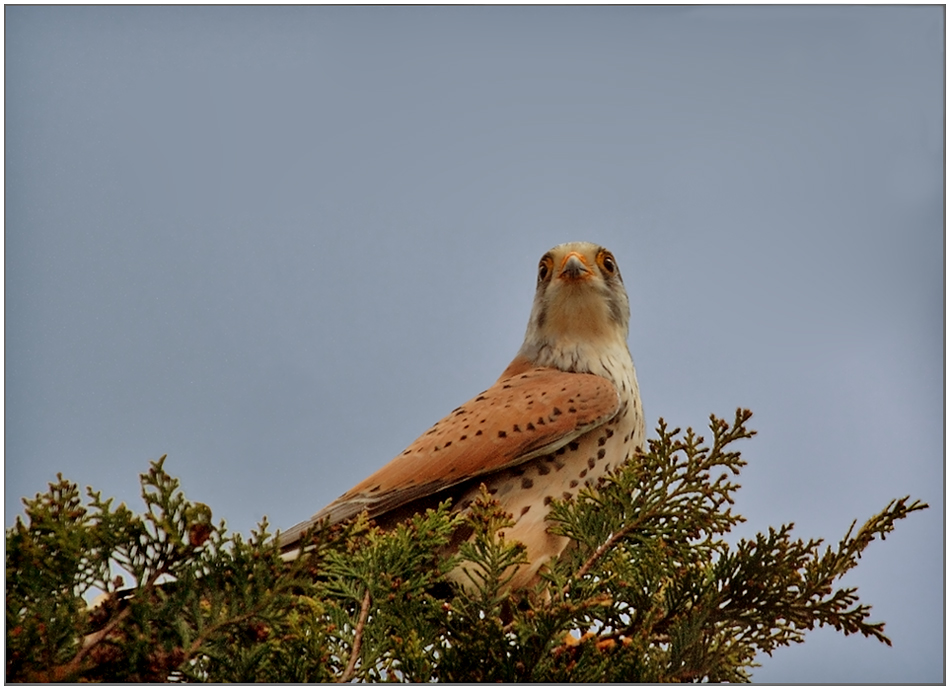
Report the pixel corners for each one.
[278,241,644,592]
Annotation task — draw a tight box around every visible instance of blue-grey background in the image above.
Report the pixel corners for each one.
[5,6,943,682]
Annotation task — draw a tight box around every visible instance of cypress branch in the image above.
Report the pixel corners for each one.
[6,410,927,682]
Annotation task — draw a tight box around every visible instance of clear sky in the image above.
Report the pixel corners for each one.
[5,6,943,682]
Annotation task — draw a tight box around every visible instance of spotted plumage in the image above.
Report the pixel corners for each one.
[279,242,645,591]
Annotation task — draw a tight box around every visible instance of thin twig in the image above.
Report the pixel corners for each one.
[339,588,372,683]
[69,566,169,676]
[77,606,132,657]
[563,523,638,597]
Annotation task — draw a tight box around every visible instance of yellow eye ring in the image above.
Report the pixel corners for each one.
[538,255,554,282]
[597,251,617,276]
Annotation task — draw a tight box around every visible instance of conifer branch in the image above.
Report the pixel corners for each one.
[339,588,371,683]
[5,410,927,682]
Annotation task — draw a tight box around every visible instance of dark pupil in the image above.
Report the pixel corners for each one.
[539,263,548,280]
[603,256,615,272]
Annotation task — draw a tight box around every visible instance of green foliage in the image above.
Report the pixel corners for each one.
[6,411,927,682]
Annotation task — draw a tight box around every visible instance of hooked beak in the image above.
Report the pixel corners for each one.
[558,252,593,281]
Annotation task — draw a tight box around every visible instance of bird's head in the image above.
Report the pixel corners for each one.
[517,242,630,370]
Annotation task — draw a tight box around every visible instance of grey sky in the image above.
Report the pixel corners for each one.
[5,6,943,682]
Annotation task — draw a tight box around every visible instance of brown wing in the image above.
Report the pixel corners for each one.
[278,366,620,549]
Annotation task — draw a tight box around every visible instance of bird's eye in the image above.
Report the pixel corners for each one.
[538,256,553,283]
[598,251,617,276]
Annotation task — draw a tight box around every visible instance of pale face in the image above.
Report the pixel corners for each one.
[524,242,630,353]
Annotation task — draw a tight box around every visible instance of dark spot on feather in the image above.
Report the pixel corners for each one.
[537,463,550,475]
[475,395,487,401]
[579,469,587,478]
[597,436,607,447]
[475,430,483,436]
[503,384,511,389]
[562,491,573,501]
[444,441,452,448]
[605,428,615,438]
[552,407,563,416]
[570,479,578,488]
[588,457,596,469]
[513,424,521,432]
[569,406,577,413]
[568,441,580,451]
[555,447,566,456]
[526,422,536,431]
[521,477,534,489]
[537,417,546,425]
[460,435,467,441]
[370,485,381,493]
[520,505,531,516]
[498,430,507,438]
[543,496,553,506]
[598,449,606,459]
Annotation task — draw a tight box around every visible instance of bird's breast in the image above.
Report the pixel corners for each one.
[448,369,644,591]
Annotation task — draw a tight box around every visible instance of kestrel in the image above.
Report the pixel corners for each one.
[279,242,644,591]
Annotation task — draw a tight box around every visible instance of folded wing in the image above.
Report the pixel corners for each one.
[278,366,620,549]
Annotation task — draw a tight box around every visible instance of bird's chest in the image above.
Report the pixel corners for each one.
[446,399,642,591]
[461,394,643,526]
